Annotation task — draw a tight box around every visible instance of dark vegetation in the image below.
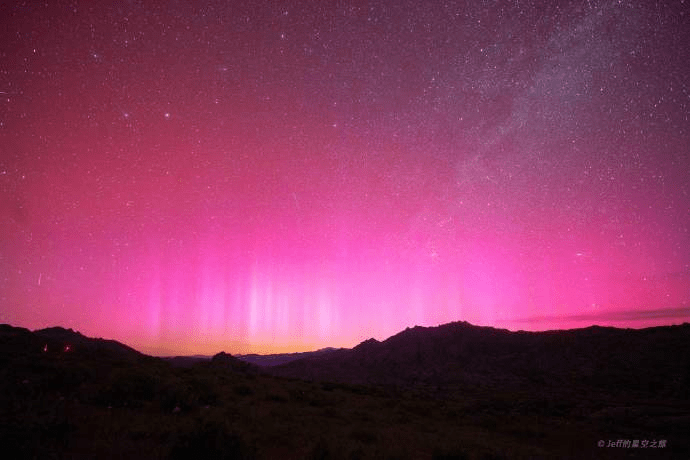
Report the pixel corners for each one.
[1,322,689,459]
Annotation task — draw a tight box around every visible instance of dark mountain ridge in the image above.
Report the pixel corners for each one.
[209,351,261,374]
[4,320,690,400]
[236,347,345,367]
[0,324,145,363]
[161,355,211,368]
[269,321,690,399]
[2,321,690,459]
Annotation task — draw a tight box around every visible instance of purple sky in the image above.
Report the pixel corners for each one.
[1,0,689,355]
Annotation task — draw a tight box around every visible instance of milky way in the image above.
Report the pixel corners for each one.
[1,0,688,355]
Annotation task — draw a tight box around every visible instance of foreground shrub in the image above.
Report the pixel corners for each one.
[168,417,256,460]
[95,366,159,407]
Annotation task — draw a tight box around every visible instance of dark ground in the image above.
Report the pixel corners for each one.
[1,322,688,459]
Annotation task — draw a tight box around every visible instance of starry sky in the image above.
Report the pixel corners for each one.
[1,0,689,356]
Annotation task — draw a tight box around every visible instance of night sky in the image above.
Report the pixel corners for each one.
[1,0,689,356]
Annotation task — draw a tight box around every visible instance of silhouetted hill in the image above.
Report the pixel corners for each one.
[1,321,689,459]
[162,355,212,368]
[0,324,145,365]
[236,347,344,367]
[36,326,145,359]
[210,351,261,374]
[352,338,379,352]
[270,321,690,399]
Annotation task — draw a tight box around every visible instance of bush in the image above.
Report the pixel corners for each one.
[309,437,331,460]
[348,427,377,444]
[266,392,288,403]
[158,378,194,411]
[432,447,470,460]
[190,375,220,406]
[234,384,253,396]
[97,366,158,407]
[168,418,255,460]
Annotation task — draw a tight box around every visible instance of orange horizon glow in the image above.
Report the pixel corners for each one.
[6,305,689,357]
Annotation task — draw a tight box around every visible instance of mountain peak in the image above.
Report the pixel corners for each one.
[35,326,84,341]
[353,337,379,351]
[211,351,259,373]
[211,351,244,365]
[270,321,690,399]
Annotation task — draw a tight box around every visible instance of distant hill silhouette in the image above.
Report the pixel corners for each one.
[236,347,344,367]
[0,324,145,364]
[161,355,212,368]
[2,321,689,459]
[210,351,261,374]
[5,321,689,401]
[269,321,690,399]
[352,338,379,352]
